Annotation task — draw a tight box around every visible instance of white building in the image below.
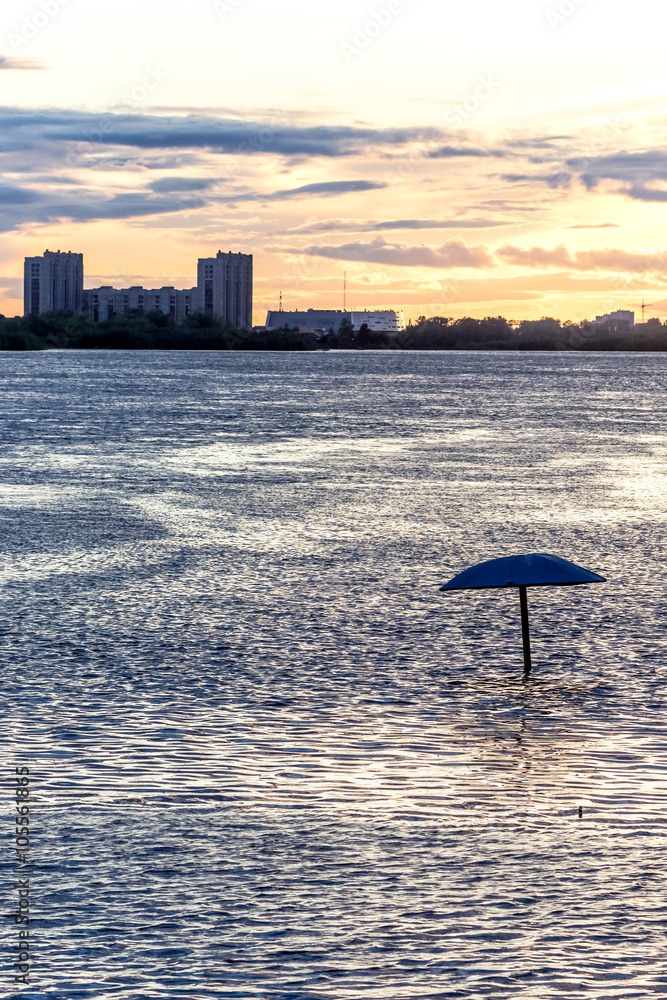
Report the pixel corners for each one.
[265,308,406,334]
[350,310,406,334]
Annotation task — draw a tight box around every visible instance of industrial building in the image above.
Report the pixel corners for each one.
[265,308,406,334]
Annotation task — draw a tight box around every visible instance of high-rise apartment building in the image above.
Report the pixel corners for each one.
[25,249,253,327]
[195,251,253,329]
[24,250,84,315]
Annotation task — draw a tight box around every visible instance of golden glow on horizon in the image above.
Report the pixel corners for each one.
[2,0,667,323]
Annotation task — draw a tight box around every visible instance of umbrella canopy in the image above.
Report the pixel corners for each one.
[440,553,606,592]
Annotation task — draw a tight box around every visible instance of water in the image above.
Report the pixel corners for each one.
[2,349,667,998]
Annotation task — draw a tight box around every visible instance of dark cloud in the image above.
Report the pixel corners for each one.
[11,174,81,185]
[0,188,212,232]
[560,150,667,202]
[494,148,667,201]
[0,173,392,233]
[626,183,667,202]
[137,154,206,170]
[0,183,39,204]
[508,135,574,149]
[35,192,206,223]
[427,145,498,158]
[270,236,494,268]
[567,150,667,186]
[149,177,217,193]
[501,171,573,188]
[0,107,443,159]
[373,218,506,230]
[160,179,388,209]
[255,180,386,201]
[285,218,509,235]
[0,56,47,70]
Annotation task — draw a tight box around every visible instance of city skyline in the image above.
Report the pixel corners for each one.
[2,0,667,323]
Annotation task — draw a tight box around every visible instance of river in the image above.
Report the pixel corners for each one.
[2,349,667,998]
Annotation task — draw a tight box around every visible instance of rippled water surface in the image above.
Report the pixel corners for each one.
[3,350,667,999]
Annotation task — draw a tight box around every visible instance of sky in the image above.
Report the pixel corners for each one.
[1,0,667,324]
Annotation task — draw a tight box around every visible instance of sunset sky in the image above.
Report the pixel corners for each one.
[2,0,667,324]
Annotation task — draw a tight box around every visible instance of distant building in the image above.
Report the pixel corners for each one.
[195,251,253,329]
[24,250,84,316]
[593,310,634,330]
[83,286,195,324]
[82,249,253,326]
[265,308,406,334]
[349,311,406,334]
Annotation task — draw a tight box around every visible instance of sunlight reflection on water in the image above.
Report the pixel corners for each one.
[3,350,667,998]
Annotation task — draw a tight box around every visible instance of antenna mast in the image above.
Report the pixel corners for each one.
[279,290,283,312]
[344,272,347,312]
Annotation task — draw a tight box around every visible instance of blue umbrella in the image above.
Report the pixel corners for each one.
[440,553,606,673]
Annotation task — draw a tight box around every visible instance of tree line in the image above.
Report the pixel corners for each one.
[1,309,666,352]
[0,310,314,352]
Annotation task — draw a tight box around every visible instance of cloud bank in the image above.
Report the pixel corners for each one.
[285,218,508,235]
[271,237,495,268]
[0,107,444,159]
[497,243,667,273]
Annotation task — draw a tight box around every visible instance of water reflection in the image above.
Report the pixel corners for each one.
[2,351,667,997]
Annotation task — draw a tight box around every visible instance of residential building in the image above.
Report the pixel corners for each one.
[83,286,195,324]
[593,310,635,330]
[81,249,252,326]
[195,251,253,329]
[24,250,84,315]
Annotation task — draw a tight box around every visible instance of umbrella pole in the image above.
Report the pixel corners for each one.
[519,585,532,675]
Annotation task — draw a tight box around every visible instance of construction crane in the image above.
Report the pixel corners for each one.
[637,299,655,323]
